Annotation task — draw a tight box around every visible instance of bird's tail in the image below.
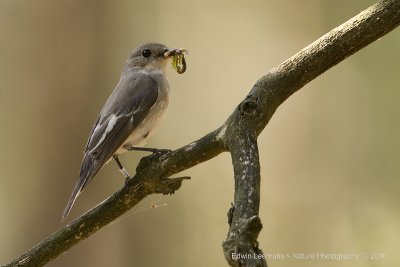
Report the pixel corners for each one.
[62,176,87,221]
[62,154,95,221]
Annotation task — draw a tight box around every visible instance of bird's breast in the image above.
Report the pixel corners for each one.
[116,79,170,154]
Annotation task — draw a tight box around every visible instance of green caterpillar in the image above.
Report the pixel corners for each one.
[171,53,187,74]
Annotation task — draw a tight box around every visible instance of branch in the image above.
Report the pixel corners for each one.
[221,1,400,265]
[223,124,265,266]
[4,0,400,266]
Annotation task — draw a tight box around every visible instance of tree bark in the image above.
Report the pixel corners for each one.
[4,0,400,266]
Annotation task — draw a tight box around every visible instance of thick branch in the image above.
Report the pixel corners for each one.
[4,0,400,266]
[220,1,400,265]
[251,0,400,135]
[223,126,266,267]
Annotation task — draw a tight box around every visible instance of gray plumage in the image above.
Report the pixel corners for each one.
[62,43,174,220]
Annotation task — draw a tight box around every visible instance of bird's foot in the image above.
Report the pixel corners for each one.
[124,176,132,186]
[118,168,132,186]
[127,146,171,154]
[135,149,172,173]
[119,168,131,179]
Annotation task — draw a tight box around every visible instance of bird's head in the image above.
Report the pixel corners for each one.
[125,43,187,73]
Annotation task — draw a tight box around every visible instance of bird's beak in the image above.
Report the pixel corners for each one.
[164,48,188,58]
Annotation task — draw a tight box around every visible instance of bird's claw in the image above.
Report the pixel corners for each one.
[135,149,171,173]
[152,148,171,155]
[124,176,132,186]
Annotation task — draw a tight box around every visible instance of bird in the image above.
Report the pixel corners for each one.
[62,43,187,221]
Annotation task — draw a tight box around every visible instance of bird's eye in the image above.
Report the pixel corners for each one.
[141,49,151,58]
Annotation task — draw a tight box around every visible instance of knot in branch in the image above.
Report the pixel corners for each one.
[239,94,259,116]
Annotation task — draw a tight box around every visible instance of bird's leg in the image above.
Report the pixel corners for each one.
[127,146,171,154]
[113,155,131,185]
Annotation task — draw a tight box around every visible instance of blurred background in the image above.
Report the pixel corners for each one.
[1,0,399,266]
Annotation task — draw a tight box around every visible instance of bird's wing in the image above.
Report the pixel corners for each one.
[86,74,158,175]
[62,74,159,220]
